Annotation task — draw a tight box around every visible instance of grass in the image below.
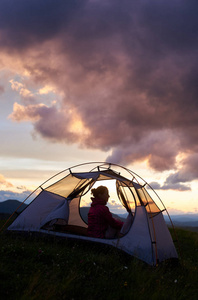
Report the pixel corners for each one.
[0,221,197,300]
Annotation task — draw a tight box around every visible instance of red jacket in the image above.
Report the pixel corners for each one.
[87,197,123,238]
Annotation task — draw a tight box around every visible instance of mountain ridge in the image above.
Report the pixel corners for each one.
[0,199,27,214]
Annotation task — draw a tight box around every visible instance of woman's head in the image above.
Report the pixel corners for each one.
[91,186,110,203]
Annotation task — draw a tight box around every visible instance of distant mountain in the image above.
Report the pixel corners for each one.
[80,206,127,223]
[0,199,27,214]
[80,207,89,223]
[164,214,198,227]
[1,200,197,228]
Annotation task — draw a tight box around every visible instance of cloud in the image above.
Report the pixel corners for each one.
[9,102,90,143]
[1,0,198,182]
[9,79,35,103]
[9,102,46,122]
[0,85,4,94]
[0,175,32,202]
[9,79,23,92]
[149,181,191,192]
[165,153,198,184]
[106,130,180,171]
[38,85,55,95]
[0,190,31,202]
[0,174,13,188]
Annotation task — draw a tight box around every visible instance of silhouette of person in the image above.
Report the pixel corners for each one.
[87,186,123,238]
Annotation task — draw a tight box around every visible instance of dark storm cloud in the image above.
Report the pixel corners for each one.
[1,0,198,187]
[0,0,83,48]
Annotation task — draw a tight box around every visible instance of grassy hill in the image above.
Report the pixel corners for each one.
[0,220,197,300]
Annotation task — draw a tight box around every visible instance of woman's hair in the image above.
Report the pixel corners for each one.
[91,186,108,198]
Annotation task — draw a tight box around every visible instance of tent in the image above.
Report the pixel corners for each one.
[7,162,178,265]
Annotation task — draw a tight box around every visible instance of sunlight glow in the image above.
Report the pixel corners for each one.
[80,179,127,214]
[69,110,90,136]
[38,85,55,95]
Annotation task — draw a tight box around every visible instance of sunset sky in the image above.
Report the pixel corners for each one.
[0,0,198,214]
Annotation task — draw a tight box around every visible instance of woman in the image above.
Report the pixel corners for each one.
[87,186,124,238]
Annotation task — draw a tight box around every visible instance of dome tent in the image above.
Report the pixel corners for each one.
[7,162,178,265]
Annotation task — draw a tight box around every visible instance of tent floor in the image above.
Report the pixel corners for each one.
[48,224,88,236]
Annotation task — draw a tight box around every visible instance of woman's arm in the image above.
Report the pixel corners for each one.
[103,207,124,229]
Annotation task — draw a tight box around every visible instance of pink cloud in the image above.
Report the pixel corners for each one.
[0,85,4,94]
[165,154,198,184]
[1,0,198,186]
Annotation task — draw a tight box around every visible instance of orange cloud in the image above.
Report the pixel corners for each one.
[38,85,55,95]
[0,174,13,188]
[8,102,45,122]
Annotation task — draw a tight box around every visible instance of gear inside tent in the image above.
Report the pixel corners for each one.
[7,162,178,265]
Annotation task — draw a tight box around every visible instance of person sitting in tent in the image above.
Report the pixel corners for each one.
[87,186,124,239]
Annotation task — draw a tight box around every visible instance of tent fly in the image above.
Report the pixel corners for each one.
[7,162,178,265]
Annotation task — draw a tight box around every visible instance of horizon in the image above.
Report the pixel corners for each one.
[1,196,198,218]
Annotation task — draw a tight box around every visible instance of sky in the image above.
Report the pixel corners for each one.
[0,0,198,215]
